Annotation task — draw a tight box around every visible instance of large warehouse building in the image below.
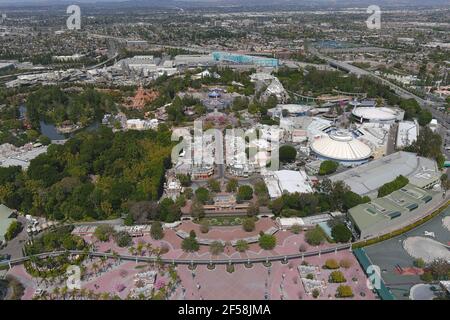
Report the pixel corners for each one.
[330,151,440,198]
[310,130,372,165]
[352,106,404,123]
[348,184,435,239]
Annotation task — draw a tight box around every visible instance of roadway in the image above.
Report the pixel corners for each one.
[306,48,449,128]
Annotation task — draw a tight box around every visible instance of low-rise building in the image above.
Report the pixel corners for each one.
[348,184,436,240]
[264,170,313,199]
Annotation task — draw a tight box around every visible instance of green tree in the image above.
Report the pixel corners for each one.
[305,226,325,246]
[235,240,249,252]
[176,174,191,187]
[195,187,210,204]
[207,178,221,193]
[242,218,256,232]
[150,221,164,240]
[279,145,297,163]
[226,178,238,192]
[94,225,116,242]
[258,233,276,250]
[237,185,253,201]
[114,231,132,247]
[331,224,352,243]
[209,241,225,255]
[418,110,432,126]
[181,233,199,252]
[319,160,339,175]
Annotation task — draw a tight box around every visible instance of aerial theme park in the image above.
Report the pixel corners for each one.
[0,0,449,313]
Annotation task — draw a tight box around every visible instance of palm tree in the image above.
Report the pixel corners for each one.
[99,256,107,272]
[61,286,68,300]
[136,242,144,256]
[86,289,94,300]
[79,288,87,300]
[92,262,99,276]
[145,243,154,257]
[52,287,60,300]
[70,288,79,300]
[112,251,120,264]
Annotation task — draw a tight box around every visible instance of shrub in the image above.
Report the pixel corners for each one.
[312,288,320,298]
[413,258,425,268]
[306,273,314,280]
[150,221,164,240]
[339,259,353,269]
[181,236,199,252]
[235,240,249,252]
[94,225,116,242]
[299,244,307,252]
[114,231,132,248]
[209,241,225,255]
[242,218,256,232]
[319,160,338,175]
[176,174,191,187]
[291,224,302,234]
[378,175,409,198]
[226,264,235,273]
[237,185,253,201]
[259,234,277,250]
[331,224,352,243]
[420,271,433,283]
[336,285,353,298]
[329,271,346,283]
[207,178,221,193]
[159,243,170,254]
[199,220,209,234]
[324,259,339,269]
[226,179,238,192]
[305,226,325,246]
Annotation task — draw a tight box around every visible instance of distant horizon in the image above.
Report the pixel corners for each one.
[0,0,449,8]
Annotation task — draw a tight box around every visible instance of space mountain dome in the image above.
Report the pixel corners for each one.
[310,130,372,164]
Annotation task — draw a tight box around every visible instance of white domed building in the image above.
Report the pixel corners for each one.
[310,130,372,166]
[352,107,403,124]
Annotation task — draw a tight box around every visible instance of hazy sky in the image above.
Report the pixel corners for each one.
[0,0,448,5]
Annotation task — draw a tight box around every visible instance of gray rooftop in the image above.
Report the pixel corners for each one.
[330,151,440,197]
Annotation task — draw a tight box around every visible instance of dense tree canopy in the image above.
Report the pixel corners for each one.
[405,127,444,169]
[26,86,117,128]
[0,127,174,222]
